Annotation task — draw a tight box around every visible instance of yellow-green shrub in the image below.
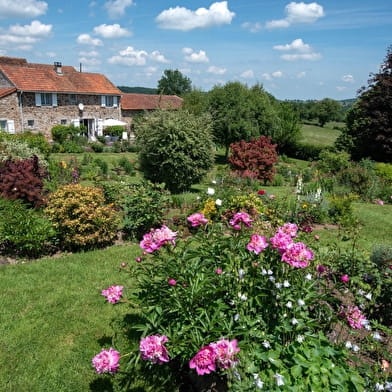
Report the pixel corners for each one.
[45,184,119,250]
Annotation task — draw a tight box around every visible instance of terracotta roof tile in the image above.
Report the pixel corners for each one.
[0,87,16,98]
[121,93,183,110]
[0,60,121,95]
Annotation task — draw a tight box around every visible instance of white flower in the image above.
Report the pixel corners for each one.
[215,198,222,206]
[268,276,275,282]
[297,299,305,306]
[365,292,372,300]
[207,187,215,195]
[234,313,240,322]
[286,301,293,308]
[274,373,284,386]
[375,383,385,391]
[372,332,382,341]
[261,268,267,275]
[296,335,305,343]
[283,280,291,287]
[275,282,282,289]
[239,293,247,301]
[211,180,217,184]
[253,374,263,389]
[267,269,273,275]
[358,289,365,295]
[305,273,312,280]
[262,340,271,348]
[291,318,298,325]
[238,269,245,279]
[352,344,360,352]
[345,341,352,349]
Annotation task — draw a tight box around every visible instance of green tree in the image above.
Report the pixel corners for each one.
[343,46,392,162]
[157,69,192,96]
[313,98,342,127]
[135,110,215,193]
[182,88,209,115]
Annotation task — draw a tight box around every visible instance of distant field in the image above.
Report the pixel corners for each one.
[300,121,343,146]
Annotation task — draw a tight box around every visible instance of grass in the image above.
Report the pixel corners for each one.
[0,244,140,392]
[300,121,343,146]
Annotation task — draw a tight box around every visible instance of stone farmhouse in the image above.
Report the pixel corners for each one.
[0,56,182,141]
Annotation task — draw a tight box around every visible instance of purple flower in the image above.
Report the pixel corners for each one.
[229,212,253,230]
[189,345,217,375]
[341,274,350,283]
[281,242,314,268]
[270,231,293,254]
[187,212,208,227]
[340,305,367,329]
[168,278,177,286]
[210,339,240,369]
[101,285,123,304]
[278,223,299,238]
[140,225,177,253]
[215,268,223,275]
[247,234,269,254]
[139,335,170,364]
[92,348,120,374]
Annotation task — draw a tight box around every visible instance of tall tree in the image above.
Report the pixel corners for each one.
[313,98,342,127]
[157,69,192,96]
[344,46,392,161]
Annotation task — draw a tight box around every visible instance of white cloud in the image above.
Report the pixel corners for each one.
[78,56,102,66]
[143,66,158,77]
[207,65,226,75]
[104,0,133,19]
[336,86,347,91]
[46,51,56,58]
[342,74,354,83]
[241,69,254,79]
[272,71,283,78]
[108,46,148,66]
[262,71,283,80]
[93,24,131,38]
[156,1,235,31]
[0,20,52,49]
[9,20,52,38]
[274,38,321,61]
[79,50,100,57]
[76,33,103,46]
[150,50,169,63]
[266,2,324,29]
[0,0,47,19]
[262,73,272,81]
[274,38,311,53]
[242,21,262,33]
[281,53,321,61]
[296,71,306,78]
[182,48,209,63]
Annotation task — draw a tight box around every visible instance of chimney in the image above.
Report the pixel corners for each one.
[54,61,62,75]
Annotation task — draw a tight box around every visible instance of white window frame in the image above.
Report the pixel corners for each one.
[101,95,118,107]
[35,93,58,107]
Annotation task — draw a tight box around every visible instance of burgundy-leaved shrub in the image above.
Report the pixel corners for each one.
[228,136,278,183]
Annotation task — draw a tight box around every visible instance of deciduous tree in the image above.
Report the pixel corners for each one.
[157,69,192,96]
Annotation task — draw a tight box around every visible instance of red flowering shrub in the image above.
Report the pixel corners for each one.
[228,136,278,183]
[0,155,47,208]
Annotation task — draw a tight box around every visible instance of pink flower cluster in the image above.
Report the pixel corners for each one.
[92,348,120,374]
[247,234,268,255]
[101,285,123,304]
[140,225,177,253]
[139,334,170,364]
[187,212,208,227]
[189,339,240,375]
[340,305,367,329]
[229,212,253,230]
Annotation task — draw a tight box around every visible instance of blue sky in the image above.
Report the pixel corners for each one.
[0,0,391,100]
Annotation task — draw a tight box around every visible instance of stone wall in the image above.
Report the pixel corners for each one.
[0,92,20,132]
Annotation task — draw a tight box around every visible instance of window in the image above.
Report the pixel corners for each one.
[68,94,77,105]
[27,120,34,127]
[35,92,57,106]
[0,120,6,130]
[101,95,118,107]
[61,119,67,125]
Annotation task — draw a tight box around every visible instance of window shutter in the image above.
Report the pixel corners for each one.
[6,120,15,134]
[97,119,103,136]
[72,119,80,128]
[113,96,118,107]
[101,96,106,107]
[52,93,58,107]
[35,93,42,106]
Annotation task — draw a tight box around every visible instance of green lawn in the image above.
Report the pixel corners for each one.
[300,122,343,146]
[0,244,140,392]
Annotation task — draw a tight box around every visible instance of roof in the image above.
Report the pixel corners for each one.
[0,87,16,99]
[121,93,183,110]
[0,57,121,95]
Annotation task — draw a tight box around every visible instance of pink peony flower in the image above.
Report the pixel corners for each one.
[189,345,217,375]
[92,348,120,374]
[215,268,223,275]
[187,212,208,227]
[247,234,269,255]
[101,285,123,304]
[340,305,367,329]
[376,199,384,205]
[229,212,253,230]
[281,242,314,268]
[270,231,293,254]
[168,279,177,286]
[210,339,240,369]
[139,335,170,364]
[140,225,177,253]
[341,274,350,283]
[278,223,299,238]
